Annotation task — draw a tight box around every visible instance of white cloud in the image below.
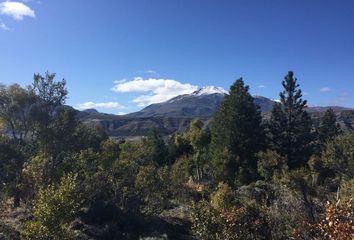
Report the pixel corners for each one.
[111,77,198,106]
[319,87,331,92]
[0,1,35,20]
[145,70,156,74]
[117,112,127,115]
[0,22,9,30]
[258,84,266,88]
[76,101,124,110]
[113,79,127,84]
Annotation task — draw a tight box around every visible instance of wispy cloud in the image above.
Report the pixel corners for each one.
[145,70,156,74]
[258,84,266,88]
[111,77,198,107]
[21,0,41,4]
[0,22,10,30]
[76,101,124,110]
[0,1,35,20]
[136,70,160,77]
[117,112,127,115]
[319,87,331,92]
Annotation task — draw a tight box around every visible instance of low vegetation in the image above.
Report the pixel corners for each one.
[0,71,353,239]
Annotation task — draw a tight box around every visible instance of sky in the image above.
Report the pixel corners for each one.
[0,0,354,114]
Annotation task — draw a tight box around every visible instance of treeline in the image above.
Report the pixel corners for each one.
[0,71,353,239]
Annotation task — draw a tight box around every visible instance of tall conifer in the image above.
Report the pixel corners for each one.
[318,108,341,144]
[268,71,313,169]
[210,78,264,185]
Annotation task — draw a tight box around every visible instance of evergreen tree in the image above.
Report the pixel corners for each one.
[167,133,193,165]
[267,103,287,153]
[318,108,341,145]
[146,128,168,166]
[268,71,313,169]
[210,78,264,185]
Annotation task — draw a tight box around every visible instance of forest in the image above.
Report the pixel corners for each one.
[0,71,353,239]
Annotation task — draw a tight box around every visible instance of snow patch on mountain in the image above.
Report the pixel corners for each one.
[192,86,228,96]
[166,86,227,104]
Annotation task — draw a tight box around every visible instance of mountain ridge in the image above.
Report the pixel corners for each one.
[78,86,354,137]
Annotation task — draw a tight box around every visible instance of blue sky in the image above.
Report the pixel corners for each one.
[1,0,354,114]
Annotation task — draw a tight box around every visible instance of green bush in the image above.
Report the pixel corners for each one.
[135,165,169,214]
[210,182,234,212]
[257,150,287,182]
[191,200,223,240]
[22,173,81,240]
[321,133,354,180]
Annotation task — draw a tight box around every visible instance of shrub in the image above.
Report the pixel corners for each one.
[135,165,169,214]
[22,173,81,240]
[210,182,234,212]
[257,150,287,182]
[321,133,354,180]
[294,199,354,240]
[191,200,223,240]
[221,205,271,240]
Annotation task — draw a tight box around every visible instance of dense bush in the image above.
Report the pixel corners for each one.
[22,173,81,239]
[0,72,353,239]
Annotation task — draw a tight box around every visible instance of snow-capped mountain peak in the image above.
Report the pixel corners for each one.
[192,86,228,96]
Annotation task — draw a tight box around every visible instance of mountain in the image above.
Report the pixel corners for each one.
[78,86,354,137]
[253,96,275,113]
[127,86,276,118]
[127,86,227,118]
[82,108,99,114]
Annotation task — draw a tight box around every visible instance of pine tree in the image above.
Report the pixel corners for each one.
[318,108,341,145]
[267,103,287,153]
[210,78,264,185]
[268,71,313,169]
[146,128,168,166]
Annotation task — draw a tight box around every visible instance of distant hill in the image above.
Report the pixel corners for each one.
[82,108,99,114]
[306,106,351,113]
[77,86,354,137]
